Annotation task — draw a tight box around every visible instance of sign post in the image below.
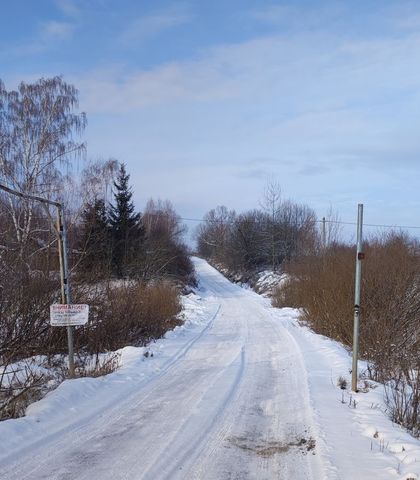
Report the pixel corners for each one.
[0,182,82,378]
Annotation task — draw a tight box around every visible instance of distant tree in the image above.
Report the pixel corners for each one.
[260,180,283,271]
[230,210,267,271]
[109,163,144,277]
[198,189,318,275]
[196,206,236,263]
[278,200,317,260]
[142,198,194,283]
[319,206,343,250]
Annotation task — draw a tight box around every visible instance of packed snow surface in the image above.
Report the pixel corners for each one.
[0,258,419,479]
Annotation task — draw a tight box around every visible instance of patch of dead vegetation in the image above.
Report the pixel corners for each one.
[228,435,316,457]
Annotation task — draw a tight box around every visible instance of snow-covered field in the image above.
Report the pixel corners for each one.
[0,258,418,479]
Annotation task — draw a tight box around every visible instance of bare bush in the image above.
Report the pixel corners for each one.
[273,244,354,345]
[77,281,182,355]
[0,258,64,363]
[273,232,419,435]
[0,359,48,420]
[275,233,419,366]
[384,363,419,438]
[76,351,121,378]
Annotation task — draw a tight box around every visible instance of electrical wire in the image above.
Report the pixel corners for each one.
[176,215,420,231]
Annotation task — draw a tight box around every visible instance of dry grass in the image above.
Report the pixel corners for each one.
[78,280,182,354]
[272,232,419,436]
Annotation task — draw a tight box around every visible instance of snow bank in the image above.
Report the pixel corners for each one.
[0,291,220,463]
[254,269,289,296]
[271,307,420,480]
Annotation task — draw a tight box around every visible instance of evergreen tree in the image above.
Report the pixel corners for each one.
[109,163,144,276]
[79,198,111,277]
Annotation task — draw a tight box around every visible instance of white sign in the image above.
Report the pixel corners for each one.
[50,304,89,326]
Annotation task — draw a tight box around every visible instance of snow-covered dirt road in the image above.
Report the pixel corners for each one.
[1,258,419,479]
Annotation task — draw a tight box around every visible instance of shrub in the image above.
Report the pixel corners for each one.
[0,259,64,364]
[274,233,419,369]
[273,244,354,345]
[77,280,182,355]
[273,232,419,436]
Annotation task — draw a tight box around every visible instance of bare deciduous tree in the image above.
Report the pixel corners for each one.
[142,199,193,282]
[196,205,236,263]
[0,76,86,255]
[80,158,119,206]
[260,180,282,271]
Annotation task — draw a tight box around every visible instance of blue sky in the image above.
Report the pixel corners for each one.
[2,0,420,239]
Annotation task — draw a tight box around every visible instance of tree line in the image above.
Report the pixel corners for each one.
[196,182,318,275]
[78,161,194,283]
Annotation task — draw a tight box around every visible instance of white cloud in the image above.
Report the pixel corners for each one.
[249,3,343,30]
[0,18,77,58]
[55,0,81,18]
[251,5,301,25]
[42,20,75,40]
[119,6,193,46]
[77,28,420,116]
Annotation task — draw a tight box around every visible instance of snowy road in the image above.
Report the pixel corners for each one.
[2,258,419,480]
[1,259,323,479]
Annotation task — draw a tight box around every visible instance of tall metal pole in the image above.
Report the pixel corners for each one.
[0,182,76,378]
[322,216,326,249]
[352,204,364,392]
[57,206,75,378]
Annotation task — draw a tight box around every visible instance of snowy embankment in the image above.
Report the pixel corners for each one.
[272,307,420,479]
[254,269,289,296]
[0,290,219,461]
[0,258,418,480]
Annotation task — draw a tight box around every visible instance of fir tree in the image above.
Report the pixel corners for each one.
[109,163,144,276]
[79,198,111,277]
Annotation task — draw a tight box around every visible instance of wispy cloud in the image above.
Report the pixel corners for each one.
[119,5,193,46]
[249,3,342,31]
[54,0,81,18]
[78,27,420,115]
[42,20,75,40]
[251,5,297,24]
[0,11,78,58]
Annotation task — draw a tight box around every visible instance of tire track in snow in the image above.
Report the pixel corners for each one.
[142,346,247,480]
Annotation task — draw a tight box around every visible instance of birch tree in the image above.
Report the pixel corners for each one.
[0,76,86,255]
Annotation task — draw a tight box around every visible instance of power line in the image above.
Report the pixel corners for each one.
[319,219,420,230]
[2,186,419,231]
[177,215,420,231]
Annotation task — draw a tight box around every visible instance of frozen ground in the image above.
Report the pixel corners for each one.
[0,258,418,479]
